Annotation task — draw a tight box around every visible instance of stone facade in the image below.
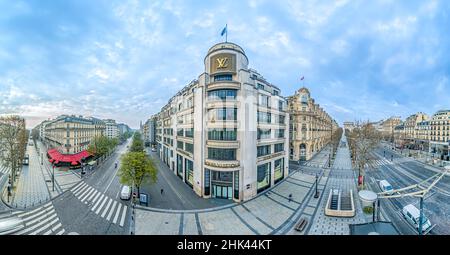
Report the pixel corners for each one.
[287,87,338,161]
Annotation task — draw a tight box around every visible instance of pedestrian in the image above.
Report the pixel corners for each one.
[161,188,164,195]
[288,193,292,202]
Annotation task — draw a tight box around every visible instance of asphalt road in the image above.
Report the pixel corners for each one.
[365,144,450,235]
[51,139,133,235]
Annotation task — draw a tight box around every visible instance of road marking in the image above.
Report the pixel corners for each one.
[71,182,84,193]
[113,203,122,224]
[29,217,58,235]
[73,183,89,196]
[95,196,109,214]
[89,190,102,205]
[104,159,121,194]
[91,194,105,211]
[106,201,117,221]
[101,199,113,218]
[119,205,127,227]
[56,229,65,235]
[79,186,94,201]
[17,203,52,218]
[84,189,99,203]
[16,210,56,235]
[51,222,62,232]
[80,187,96,202]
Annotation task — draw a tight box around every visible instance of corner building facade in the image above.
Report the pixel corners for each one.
[155,42,289,202]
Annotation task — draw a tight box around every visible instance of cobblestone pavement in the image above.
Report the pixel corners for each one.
[307,133,367,235]
[135,171,321,235]
[11,143,50,208]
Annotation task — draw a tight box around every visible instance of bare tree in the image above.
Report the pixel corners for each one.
[347,120,382,188]
[0,115,27,187]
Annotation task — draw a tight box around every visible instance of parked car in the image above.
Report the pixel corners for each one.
[120,185,131,200]
[402,204,432,233]
[379,180,394,195]
[151,147,156,152]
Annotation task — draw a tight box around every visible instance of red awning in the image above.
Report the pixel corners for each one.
[54,160,59,164]
[71,161,78,166]
[47,149,91,165]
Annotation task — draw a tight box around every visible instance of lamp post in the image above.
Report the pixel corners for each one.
[418,196,424,235]
[314,174,319,198]
[52,164,55,192]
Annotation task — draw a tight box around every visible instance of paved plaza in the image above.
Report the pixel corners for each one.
[135,172,323,235]
[307,133,367,235]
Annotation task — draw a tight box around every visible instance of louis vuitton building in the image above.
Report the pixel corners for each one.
[155,42,289,202]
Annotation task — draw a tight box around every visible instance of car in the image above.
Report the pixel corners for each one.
[402,204,432,233]
[151,147,156,152]
[379,180,394,195]
[120,185,131,200]
[0,216,25,235]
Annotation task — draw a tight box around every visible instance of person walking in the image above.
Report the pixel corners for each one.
[160,188,164,195]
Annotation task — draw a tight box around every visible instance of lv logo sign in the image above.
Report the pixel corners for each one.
[216,58,228,68]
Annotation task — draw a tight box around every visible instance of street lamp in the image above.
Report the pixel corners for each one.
[314,174,319,198]
[52,164,55,192]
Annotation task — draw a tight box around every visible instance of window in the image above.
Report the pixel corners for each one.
[208,148,236,160]
[208,128,237,141]
[214,74,232,81]
[210,108,237,121]
[273,90,279,96]
[177,129,184,136]
[257,163,271,192]
[207,89,237,101]
[257,83,264,90]
[257,111,271,124]
[185,143,194,153]
[258,94,270,108]
[277,115,285,125]
[274,143,284,153]
[185,128,194,138]
[185,159,194,187]
[257,145,271,157]
[278,100,284,111]
[274,158,284,183]
[177,141,184,150]
[187,98,193,108]
[204,169,211,196]
[257,129,271,139]
[277,129,285,138]
[177,155,183,178]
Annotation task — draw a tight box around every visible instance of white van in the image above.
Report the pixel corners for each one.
[379,180,394,194]
[402,204,432,233]
[120,185,131,200]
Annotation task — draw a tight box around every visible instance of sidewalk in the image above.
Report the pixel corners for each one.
[307,133,367,235]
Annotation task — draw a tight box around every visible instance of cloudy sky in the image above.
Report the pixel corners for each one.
[1,0,449,129]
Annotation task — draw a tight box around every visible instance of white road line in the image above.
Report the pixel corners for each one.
[56,229,65,235]
[80,187,96,202]
[101,199,113,218]
[84,189,99,203]
[113,203,122,224]
[17,203,52,218]
[106,201,117,221]
[29,217,58,235]
[72,181,87,194]
[94,196,108,214]
[104,161,121,193]
[119,205,127,227]
[89,191,102,206]
[77,186,93,199]
[71,182,84,192]
[91,194,105,211]
[16,210,56,235]
[73,183,89,196]
[20,208,49,221]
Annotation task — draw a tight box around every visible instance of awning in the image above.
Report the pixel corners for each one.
[71,161,78,166]
[47,149,91,165]
[54,160,59,164]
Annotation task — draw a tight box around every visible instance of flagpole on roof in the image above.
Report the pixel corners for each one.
[226,24,228,42]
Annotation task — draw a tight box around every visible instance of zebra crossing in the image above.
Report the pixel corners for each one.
[70,181,128,227]
[370,157,413,168]
[0,202,65,235]
[0,164,10,175]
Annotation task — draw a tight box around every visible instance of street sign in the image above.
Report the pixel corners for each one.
[139,193,148,206]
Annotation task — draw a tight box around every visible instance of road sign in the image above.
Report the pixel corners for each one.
[139,193,148,206]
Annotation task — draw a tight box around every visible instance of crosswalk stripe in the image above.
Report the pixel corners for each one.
[56,229,65,235]
[71,182,84,193]
[20,207,49,221]
[88,190,102,205]
[73,183,89,197]
[119,205,127,227]
[106,201,117,221]
[95,197,110,215]
[17,203,52,218]
[101,199,113,218]
[113,203,122,224]
[76,186,92,199]
[91,194,105,211]
[52,222,62,232]
[71,182,87,194]
[84,189,99,203]
[29,217,58,235]
[80,187,96,202]
[43,229,52,235]
[16,210,56,235]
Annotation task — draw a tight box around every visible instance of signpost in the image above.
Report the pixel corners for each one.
[139,193,149,206]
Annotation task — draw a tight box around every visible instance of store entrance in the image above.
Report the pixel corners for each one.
[212,184,233,199]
